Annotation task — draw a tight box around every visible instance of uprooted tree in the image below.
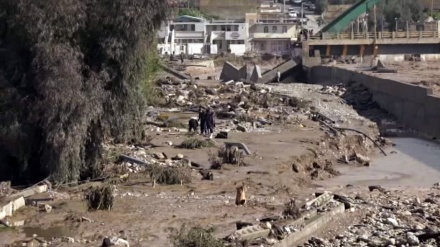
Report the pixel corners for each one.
[0,0,168,184]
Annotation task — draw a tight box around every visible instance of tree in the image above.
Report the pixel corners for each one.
[0,0,168,184]
[371,0,426,31]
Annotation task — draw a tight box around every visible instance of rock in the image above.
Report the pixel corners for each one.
[236,124,248,132]
[406,232,419,246]
[39,204,52,213]
[292,163,300,173]
[173,154,184,160]
[63,237,75,243]
[166,141,173,146]
[386,218,399,227]
[205,88,217,95]
[153,152,165,160]
[215,131,228,139]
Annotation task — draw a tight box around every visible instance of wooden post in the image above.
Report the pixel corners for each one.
[373,45,379,57]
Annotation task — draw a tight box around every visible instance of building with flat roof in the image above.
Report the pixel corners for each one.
[157,15,248,56]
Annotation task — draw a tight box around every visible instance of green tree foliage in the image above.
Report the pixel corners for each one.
[0,0,168,184]
[371,0,425,30]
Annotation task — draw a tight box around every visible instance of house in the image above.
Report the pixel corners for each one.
[246,11,298,56]
[157,15,249,56]
[157,15,207,55]
[206,20,248,55]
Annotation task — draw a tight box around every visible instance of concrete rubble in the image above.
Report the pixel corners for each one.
[225,191,345,246]
[303,186,440,247]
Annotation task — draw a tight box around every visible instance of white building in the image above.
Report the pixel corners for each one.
[157,15,248,56]
[246,11,299,56]
[206,20,248,55]
[157,15,207,55]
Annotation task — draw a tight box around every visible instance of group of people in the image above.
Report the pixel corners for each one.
[188,107,216,137]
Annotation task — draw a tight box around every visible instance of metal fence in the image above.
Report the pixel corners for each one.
[310,30,440,40]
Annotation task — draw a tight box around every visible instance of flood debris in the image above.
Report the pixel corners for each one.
[85,185,115,211]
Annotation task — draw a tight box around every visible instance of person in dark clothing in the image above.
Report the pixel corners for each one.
[180,52,184,64]
[205,108,215,137]
[188,118,198,132]
[198,108,206,135]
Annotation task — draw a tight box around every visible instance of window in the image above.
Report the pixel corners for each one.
[272,26,277,32]
[233,25,239,31]
[264,26,269,33]
[212,25,217,31]
[190,24,195,31]
[282,26,287,33]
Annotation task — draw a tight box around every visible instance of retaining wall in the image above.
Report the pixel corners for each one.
[309,66,440,139]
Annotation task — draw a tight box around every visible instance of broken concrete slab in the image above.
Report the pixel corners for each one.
[0,196,25,220]
[229,224,271,241]
[8,185,48,200]
[250,65,262,83]
[273,203,345,247]
[306,191,333,208]
[219,62,248,82]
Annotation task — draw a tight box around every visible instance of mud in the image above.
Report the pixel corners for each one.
[317,137,440,188]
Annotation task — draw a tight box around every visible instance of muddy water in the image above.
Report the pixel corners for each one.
[22,225,74,240]
[318,138,440,188]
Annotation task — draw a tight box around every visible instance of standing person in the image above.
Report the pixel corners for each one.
[198,107,206,135]
[180,52,184,64]
[206,108,216,138]
[276,70,281,83]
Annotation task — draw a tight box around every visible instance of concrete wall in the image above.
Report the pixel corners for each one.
[309,66,440,139]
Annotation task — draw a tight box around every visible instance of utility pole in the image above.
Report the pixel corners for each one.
[283,0,286,14]
[432,0,434,18]
[373,4,377,39]
[301,2,304,29]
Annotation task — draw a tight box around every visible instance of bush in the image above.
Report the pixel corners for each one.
[179,138,216,149]
[170,226,224,247]
[149,165,192,185]
[0,0,168,184]
[85,185,115,211]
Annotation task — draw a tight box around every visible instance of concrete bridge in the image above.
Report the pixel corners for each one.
[302,30,440,65]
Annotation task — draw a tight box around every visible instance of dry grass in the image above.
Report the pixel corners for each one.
[170,225,224,247]
[179,138,216,149]
[149,165,192,185]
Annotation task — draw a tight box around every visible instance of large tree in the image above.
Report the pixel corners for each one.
[0,0,168,184]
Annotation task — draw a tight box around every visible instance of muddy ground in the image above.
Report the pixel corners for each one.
[0,60,403,247]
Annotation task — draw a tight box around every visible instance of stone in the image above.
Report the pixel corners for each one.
[215,131,228,139]
[173,154,184,160]
[236,124,248,132]
[386,218,399,227]
[406,232,419,246]
[153,152,165,160]
[43,204,52,213]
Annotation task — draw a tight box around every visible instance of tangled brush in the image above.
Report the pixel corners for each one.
[85,185,115,211]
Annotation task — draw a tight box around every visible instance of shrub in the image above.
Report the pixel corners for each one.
[85,185,115,211]
[170,226,224,247]
[149,165,192,185]
[179,138,216,149]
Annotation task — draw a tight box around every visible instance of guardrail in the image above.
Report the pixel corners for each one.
[310,31,440,40]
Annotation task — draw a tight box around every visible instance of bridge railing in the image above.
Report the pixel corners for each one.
[310,31,440,40]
